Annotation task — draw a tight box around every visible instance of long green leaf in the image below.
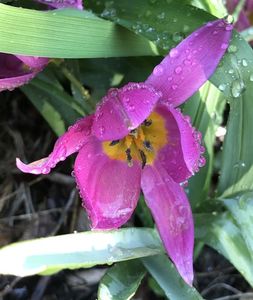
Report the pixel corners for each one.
[0,228,163,277]
[223,192,253,257]
[142,255,203,300]
[98,260,146,300]
[215,33,253,196]
[87,0,214,53]
[195,213,253,286]
[0,4,158,58]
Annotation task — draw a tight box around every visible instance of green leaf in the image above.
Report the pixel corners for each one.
[21,70,85,133]
[0,4,158,58]
[223,192,253,257]
[0,228,163,277]
[215,33,253,197]
[142,255,203,300]
[183,82,226,210]
[195,212,253,286]
[87,0,214,53]
[98,260,146,300]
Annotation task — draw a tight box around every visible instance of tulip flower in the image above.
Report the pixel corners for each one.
[16,19,232,285]
[0,0,83,92]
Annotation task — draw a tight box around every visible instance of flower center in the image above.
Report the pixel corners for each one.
[102,111,168,167]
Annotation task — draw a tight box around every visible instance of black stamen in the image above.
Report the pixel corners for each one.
[143,140,153,151]
[144,119,152,127]
[129,129,137,137]
[139,150,147,169]
[110,140,120,146]
[125,148,133,167]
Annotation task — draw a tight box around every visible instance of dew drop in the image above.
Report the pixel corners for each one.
[221,43,228,50]
[198,156,206,167]
[172,84,178,90]
[169,48,179,58]
[228,45,237,53]
[100,126,105,135]
[183,59,191,65]
[174,66,182,74]
[242,59,248,67]
[153,65,164,76]
[231,79,245,98]
[218,84,226,91]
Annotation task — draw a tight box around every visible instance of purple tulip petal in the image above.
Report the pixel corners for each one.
[74,136,141,229]
[236,11,251,31]
[92,82,162,141]
[141,163,194,285]
[145,19,233,107]
[154,102,204,183]
[15,55,49,69]
[37,0,83,9]
[16,115,93,175]
[0,54,48,92]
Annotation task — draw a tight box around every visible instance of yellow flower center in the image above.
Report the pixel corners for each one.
[102,111,168,167]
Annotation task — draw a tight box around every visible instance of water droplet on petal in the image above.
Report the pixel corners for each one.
[100,126,105,135]
[221,43,228,50]
[172,84,178,90]
[153,65,164,76]
[183,59,191,65]
[169,48,179,58]
[175,66,182,74]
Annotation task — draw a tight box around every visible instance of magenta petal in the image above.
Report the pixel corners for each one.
[0,72,39,92]
[15,55,49,69]
[145,19,233,107]
[155,103,204,183]
[141,163,194,285]
[0,54,48,92]
[74,136,141,229]
[36,0,83,9]
[16,115,93,175]
[92,83,161,141]
[236,11,251,31]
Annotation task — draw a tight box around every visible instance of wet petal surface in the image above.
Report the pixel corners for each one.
[154,103,204,183]
[141,162,194,285]
[145,19,233,106]
[16,115,93,174]
[15,55,49,69]
[92,83,161,141]
[0,54,46,92]
[74,136,141,229]
[37,0,83,9]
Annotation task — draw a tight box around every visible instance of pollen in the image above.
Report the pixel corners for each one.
[102,111,168,167]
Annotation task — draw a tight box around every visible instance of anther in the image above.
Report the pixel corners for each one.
[139,150,147,169]
[143,140,153,151]
[143,119,152,126]
[125,148,133,167]
[129,129,138,138]
[109,140,120,146]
